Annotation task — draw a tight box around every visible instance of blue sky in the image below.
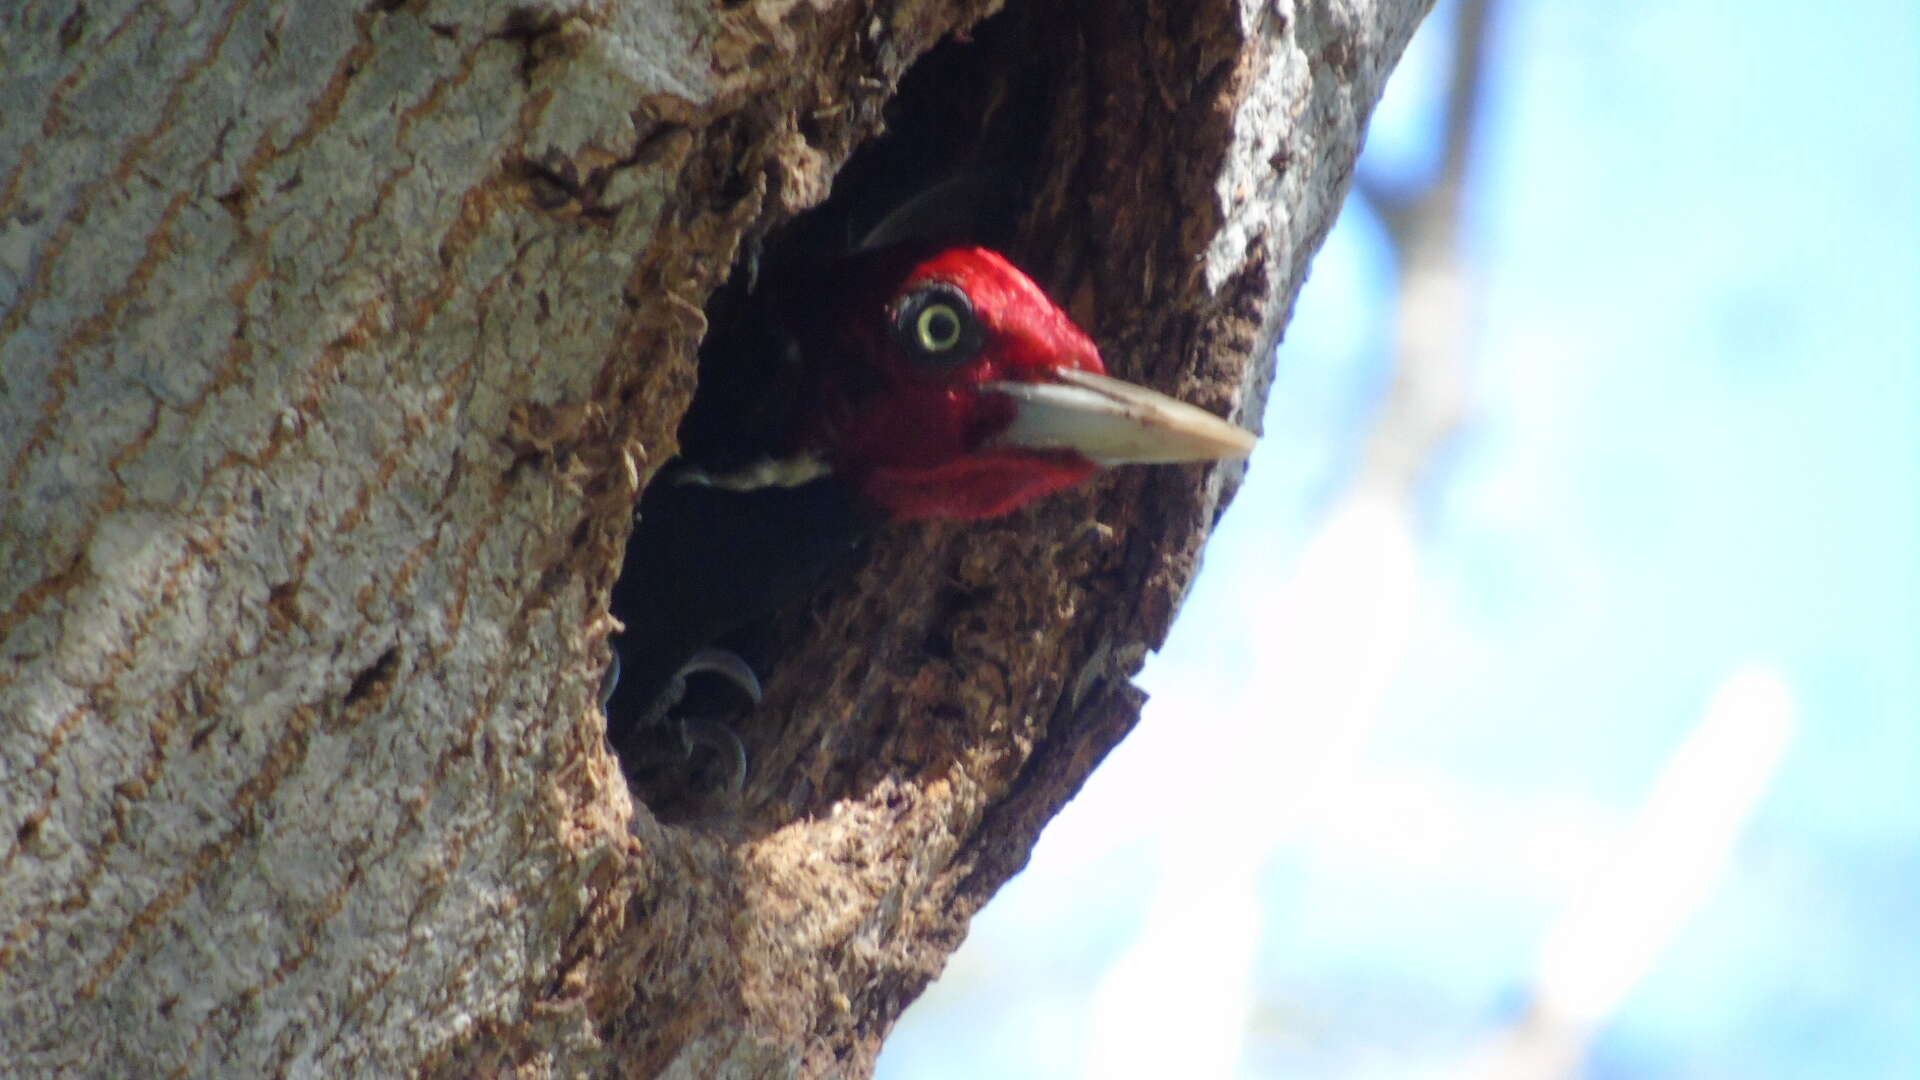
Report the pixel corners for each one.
[883,1,1918,1075]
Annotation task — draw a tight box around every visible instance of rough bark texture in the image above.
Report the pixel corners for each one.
[0,0,1429,1075]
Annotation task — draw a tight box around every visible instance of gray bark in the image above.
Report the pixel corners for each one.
[0,0,1430,1075]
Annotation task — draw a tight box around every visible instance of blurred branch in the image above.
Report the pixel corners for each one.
[1360,0,1495,238]
[1355,0,1497,495]
[1462,668,1797,1080]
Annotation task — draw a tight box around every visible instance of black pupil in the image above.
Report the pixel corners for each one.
[926,309,957,346]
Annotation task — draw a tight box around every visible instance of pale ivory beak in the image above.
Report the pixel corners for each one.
[984,367,1258,465]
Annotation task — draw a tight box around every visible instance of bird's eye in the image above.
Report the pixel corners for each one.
[892,282,981,366]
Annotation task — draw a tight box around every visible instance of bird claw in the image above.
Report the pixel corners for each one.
[604,646,760,796]
[662,648,763,716]
[678,715,750,796]
[597,649,622,712]
[663,649,759,794]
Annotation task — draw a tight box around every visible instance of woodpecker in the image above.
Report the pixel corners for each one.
[604,236,1256,793]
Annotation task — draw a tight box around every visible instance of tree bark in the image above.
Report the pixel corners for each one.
[0,0,1430,1075]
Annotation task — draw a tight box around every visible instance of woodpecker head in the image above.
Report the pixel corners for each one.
[784,245,1257,520]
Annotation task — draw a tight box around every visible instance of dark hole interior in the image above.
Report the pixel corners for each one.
[606,5,1068,821]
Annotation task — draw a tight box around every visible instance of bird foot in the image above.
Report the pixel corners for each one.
[603,647,760,796]
[647,648,763,727]
[677,715,750,796]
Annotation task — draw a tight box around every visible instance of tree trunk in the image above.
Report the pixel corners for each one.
[0,0,1430,1075]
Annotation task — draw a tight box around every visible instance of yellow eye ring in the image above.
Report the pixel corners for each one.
[915,303,964,353]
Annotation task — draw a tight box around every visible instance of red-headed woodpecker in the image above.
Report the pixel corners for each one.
[605,240,1255,791]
